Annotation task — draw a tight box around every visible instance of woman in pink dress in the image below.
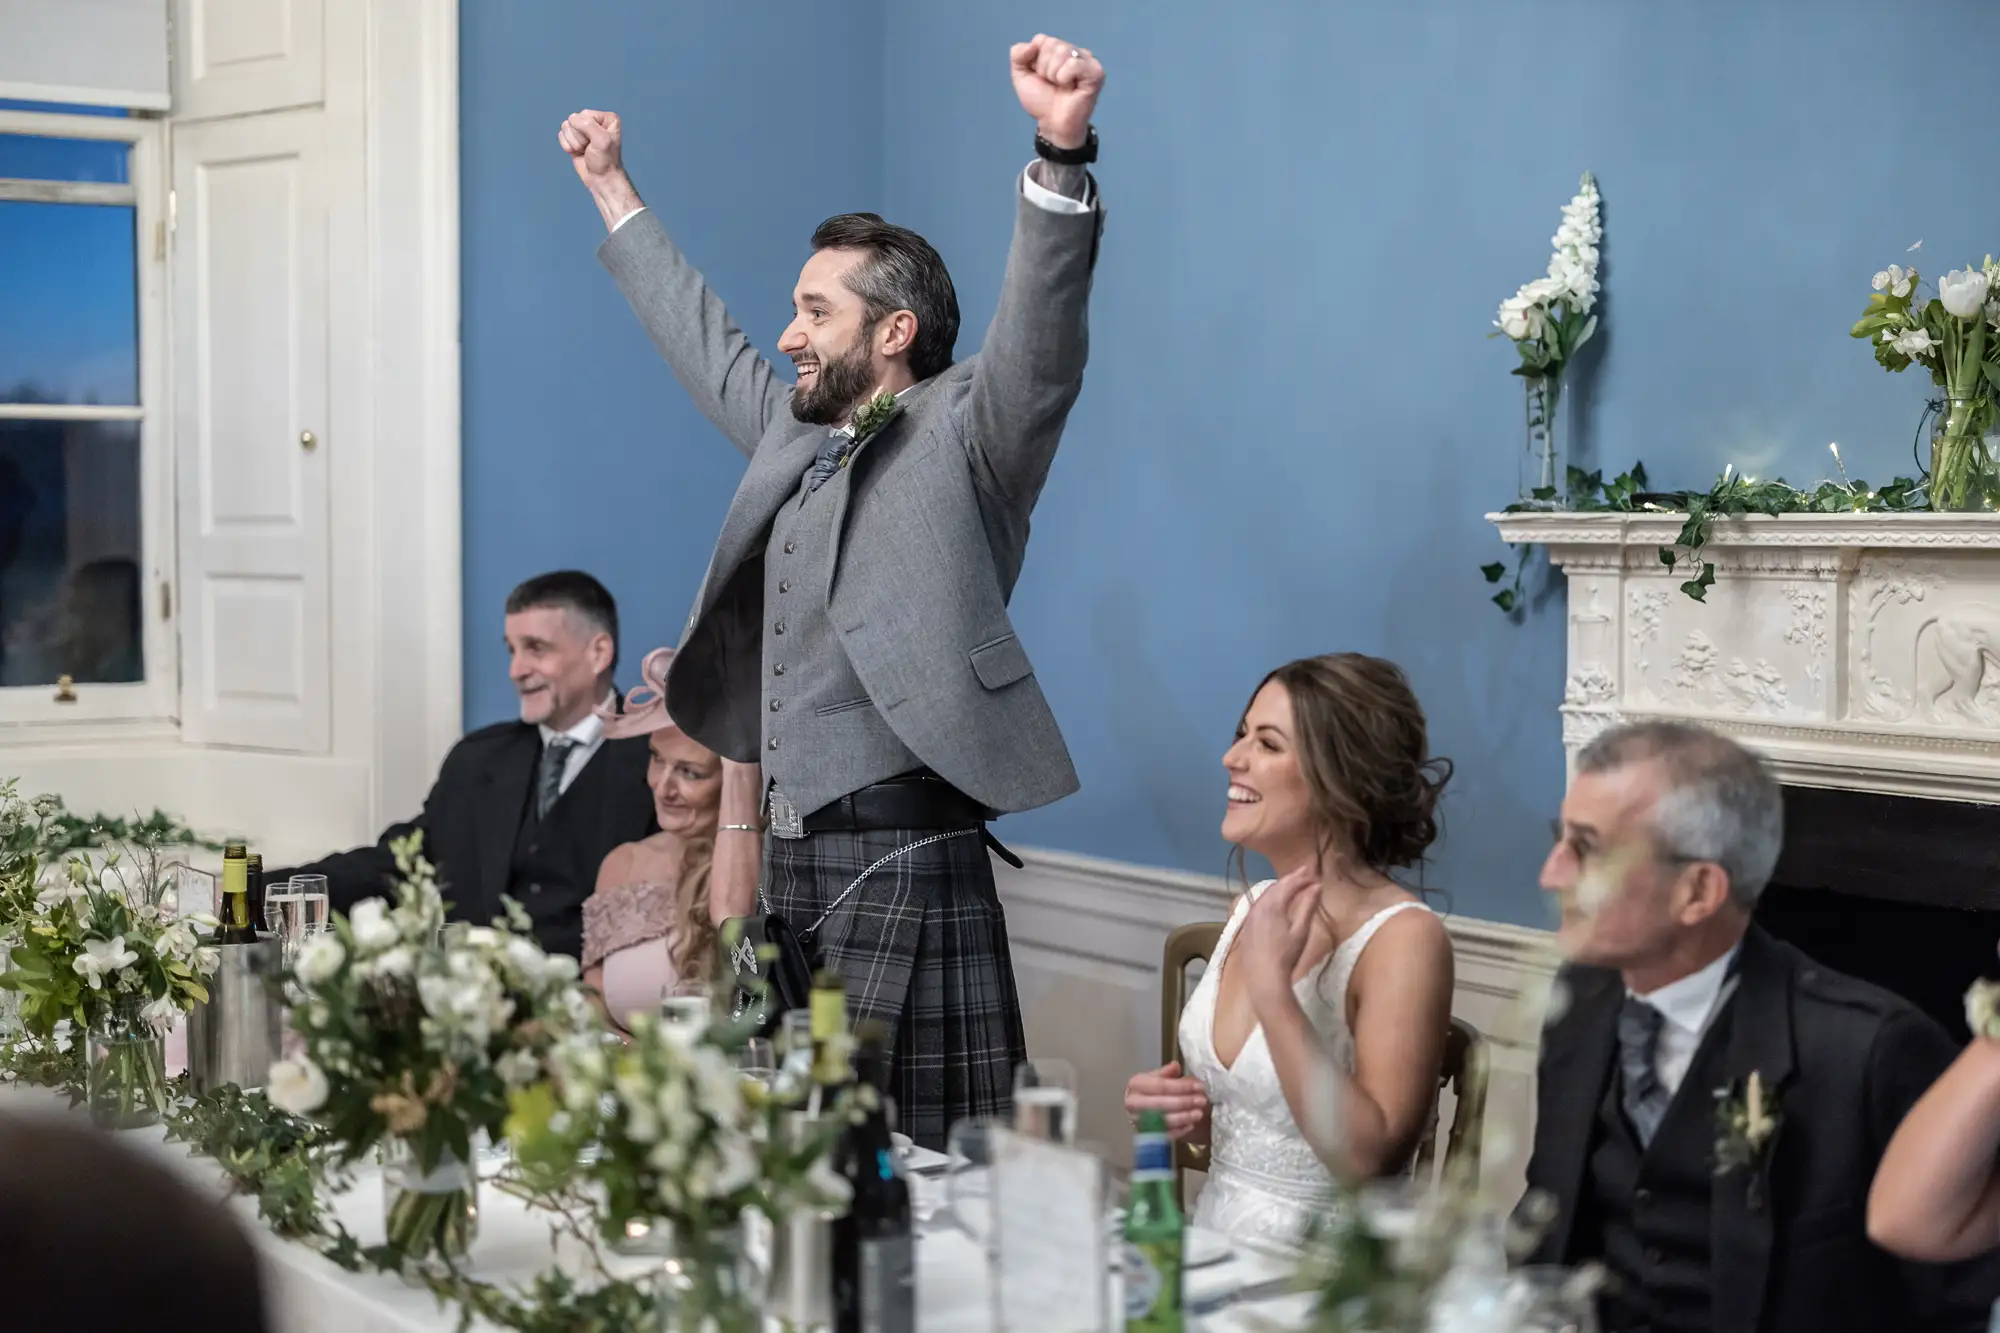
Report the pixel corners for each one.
[581,648,764,1032]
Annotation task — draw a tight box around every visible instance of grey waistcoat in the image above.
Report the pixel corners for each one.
[760,454,922,816]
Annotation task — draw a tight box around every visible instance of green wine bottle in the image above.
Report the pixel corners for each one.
[1123,1109,1184,1332]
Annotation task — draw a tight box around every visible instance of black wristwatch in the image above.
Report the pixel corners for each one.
[1034,126,1098,166]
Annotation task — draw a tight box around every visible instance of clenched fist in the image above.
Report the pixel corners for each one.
[558,109,645,233]
[1009,34,1104,149]
[558,109,624,186]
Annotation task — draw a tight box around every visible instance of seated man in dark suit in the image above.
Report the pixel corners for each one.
[275,570,656,958]
[1522,720,2000,1333]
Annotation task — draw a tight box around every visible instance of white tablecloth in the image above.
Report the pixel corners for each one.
[0,1083,1314,1331]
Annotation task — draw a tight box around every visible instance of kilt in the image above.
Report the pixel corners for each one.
[763,825,1026,1149]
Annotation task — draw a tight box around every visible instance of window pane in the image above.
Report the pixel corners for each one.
[0,200,139,405]
[0,133,130,183]
[0,418,144,687]
[0,99,129,117]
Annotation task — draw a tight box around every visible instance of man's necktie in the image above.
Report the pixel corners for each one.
[536,738,577,821]
[805,430,859,495]
[1617,994,1670,1147]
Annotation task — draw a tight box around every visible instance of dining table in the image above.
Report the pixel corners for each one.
[0,1080,1316,1331]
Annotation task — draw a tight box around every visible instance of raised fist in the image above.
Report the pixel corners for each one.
[1008,34,1103,149]
[557,109,625,187]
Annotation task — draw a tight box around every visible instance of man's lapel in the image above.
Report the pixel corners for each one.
[699,426,824,621]
[1709,927,1798,1333]
[1534,967,1623,1262]
[471,725,539,920]
[826,378,942,596]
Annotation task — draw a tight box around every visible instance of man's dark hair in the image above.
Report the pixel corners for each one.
[505,570,619,671]
[810,213,960,381]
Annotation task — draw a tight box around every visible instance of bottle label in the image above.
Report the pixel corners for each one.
[1123,1241,1174,1321]
[1132,1132,1172,1174]
[860,1234,915,1333]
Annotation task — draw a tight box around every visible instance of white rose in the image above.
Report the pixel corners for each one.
[647,1136,688,1174]
[348,899,399,953]
[295,932,346,986]
[625,1102,661,1144]
[504,937,544,978]
[266,1058,329,1115]
[462,927,502,950]
[1496,295,1546,342]
[1940,267,1991,319]
[366,945,414,981]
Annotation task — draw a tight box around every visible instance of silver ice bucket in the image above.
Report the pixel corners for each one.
[187,937,284,1094]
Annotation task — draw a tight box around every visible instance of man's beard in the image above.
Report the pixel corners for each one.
[790,328,878,426]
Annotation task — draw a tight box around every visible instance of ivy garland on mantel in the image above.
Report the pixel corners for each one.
[1481,458,1926,613]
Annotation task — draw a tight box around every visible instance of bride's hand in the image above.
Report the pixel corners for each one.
[1234,865,1320,1014]
[1124,1060,1209,1140]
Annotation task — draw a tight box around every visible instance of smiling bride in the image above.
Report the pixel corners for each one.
[1125,653,1457,1249]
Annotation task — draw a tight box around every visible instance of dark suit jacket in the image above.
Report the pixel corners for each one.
[1523,926,2000,1333]
[275,721,656,928]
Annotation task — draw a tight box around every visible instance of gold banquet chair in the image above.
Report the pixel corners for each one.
[1157,921,1490,1196]
[1159,920,1227,1198]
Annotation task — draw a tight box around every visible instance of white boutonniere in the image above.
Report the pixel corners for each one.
[847,389,902,449]
[1713,1070,1781,1211]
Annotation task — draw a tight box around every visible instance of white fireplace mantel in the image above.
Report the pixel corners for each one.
[1489,510,2000,803]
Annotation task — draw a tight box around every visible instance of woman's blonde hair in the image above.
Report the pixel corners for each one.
[670,832,719,983]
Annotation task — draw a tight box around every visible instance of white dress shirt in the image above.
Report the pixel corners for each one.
[1628,943,1740,1097]
[536,691,613,797]
[610,164,1094,235]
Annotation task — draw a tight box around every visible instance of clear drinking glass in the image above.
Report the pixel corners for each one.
[291,874,330,936]
[943,1116,1003,1247]
[660,990,712,1041]
[1012,1057,1079,1145]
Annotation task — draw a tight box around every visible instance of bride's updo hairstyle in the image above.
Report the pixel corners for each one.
[1247,653,1452,880]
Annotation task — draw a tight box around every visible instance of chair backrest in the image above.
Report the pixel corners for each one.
[1412,1016,1489,1186]
[1160,920,1226,1192]
[1158,923,1490,1199]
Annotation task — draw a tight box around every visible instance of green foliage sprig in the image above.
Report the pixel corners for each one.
[1483,458,1926,612]
[39,802,229,858]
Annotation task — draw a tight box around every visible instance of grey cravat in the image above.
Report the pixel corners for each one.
[805,429,859,494]
[536,737,577,820]
[1617,994,1670,1147]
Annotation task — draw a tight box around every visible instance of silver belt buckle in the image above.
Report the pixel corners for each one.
[766,785,805,840]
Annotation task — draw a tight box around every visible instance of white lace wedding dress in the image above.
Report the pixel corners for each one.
[1178,882,1431,1250]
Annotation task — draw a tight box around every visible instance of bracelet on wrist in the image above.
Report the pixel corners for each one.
[718,823,763,834]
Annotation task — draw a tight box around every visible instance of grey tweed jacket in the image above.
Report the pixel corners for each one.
[598,182,1102,814]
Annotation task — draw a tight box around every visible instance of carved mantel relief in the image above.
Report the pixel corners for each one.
[1489,511,2000,803]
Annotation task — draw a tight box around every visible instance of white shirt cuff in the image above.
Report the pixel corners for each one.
[1019,165,1093,215]
[612,205,648,232]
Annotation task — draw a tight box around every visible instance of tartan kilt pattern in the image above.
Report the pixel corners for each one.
[763,825,1026,1149]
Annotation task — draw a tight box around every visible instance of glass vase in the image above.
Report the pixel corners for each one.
[657,1219,760,1333]
[1928,390,2000,512]
[382,1140,479,1271]
[85,1000,172,1130]
[1519,374,1564,507]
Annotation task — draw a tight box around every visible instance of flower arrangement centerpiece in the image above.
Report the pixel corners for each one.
[269,834,595,1270]
[1493,172,1602,504]
[1851,253,2000,510]
[0,784,219,1128]
[508,1005,854,1333]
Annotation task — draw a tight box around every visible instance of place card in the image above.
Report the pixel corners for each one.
[989,1129,1107,1332]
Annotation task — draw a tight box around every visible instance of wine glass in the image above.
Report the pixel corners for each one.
[1012,1057,1078,1145]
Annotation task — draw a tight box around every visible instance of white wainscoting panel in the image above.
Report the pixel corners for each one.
[995,847,1557,1206]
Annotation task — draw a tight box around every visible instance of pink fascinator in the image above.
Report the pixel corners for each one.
[597,647,681,740]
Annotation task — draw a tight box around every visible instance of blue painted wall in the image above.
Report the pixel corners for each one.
[462,0,2000,926]
[458,0,880,710]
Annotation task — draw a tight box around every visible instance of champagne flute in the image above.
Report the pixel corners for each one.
[291,874,330,937]
[738,1037,777,1090]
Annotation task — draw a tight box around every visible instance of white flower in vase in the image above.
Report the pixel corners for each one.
[1495,296,1544,340]
[348,899,400,953]
[1873,264,1917,298]
[1940,267,1992,319]
[193,946,221,977]
[74,936,140,990]
[295,932,346,985]
[266,1057,330,1115]
[365,944,415,982]
[34,881,86,911]
[495,1047,542,1088]
[1889,327,1940,358]
[140,996,179,1031]
[1987,299,2000,331]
